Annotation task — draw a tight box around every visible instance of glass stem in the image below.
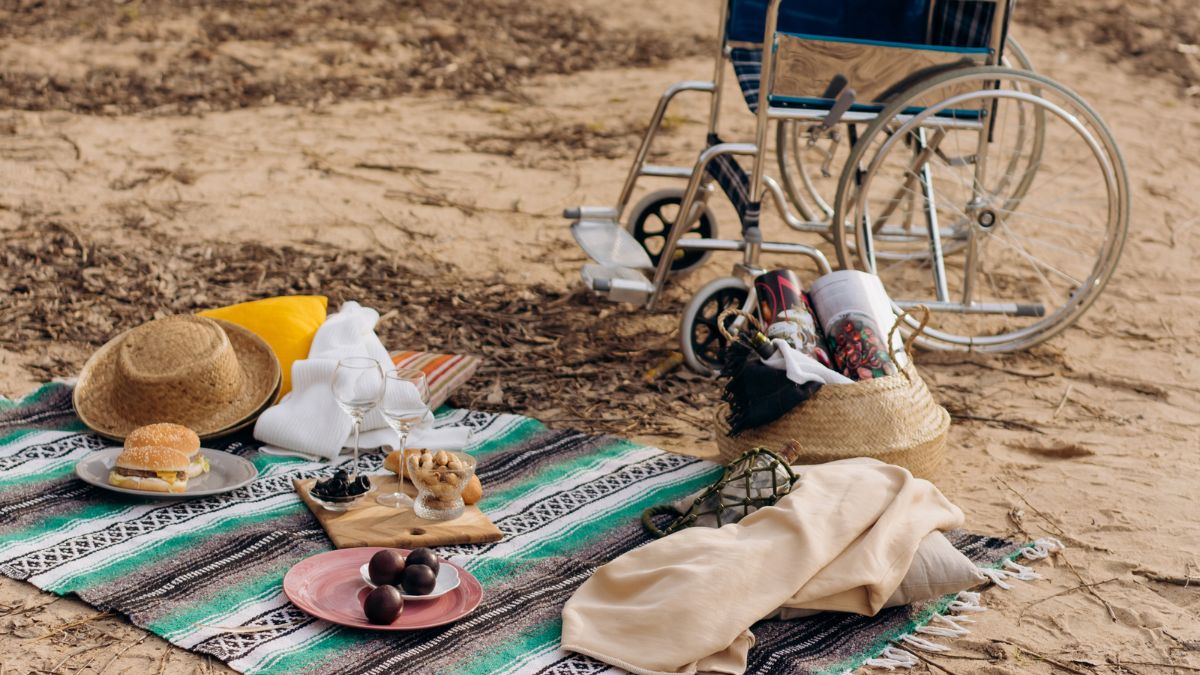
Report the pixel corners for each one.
[396,425,410,497]
[351,415,362,479]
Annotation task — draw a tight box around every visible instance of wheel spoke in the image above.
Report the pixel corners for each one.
[993,229,1082,288]
[841,72,1126,350]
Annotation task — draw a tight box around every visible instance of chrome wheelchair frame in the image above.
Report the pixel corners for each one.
[566,0,1129,372]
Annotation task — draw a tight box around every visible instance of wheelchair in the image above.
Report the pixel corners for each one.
[565,0,1129,374]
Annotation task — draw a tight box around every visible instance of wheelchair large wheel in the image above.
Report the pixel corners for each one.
[832,67,1129,352]
[776,115,857,228]
[680,276,750,374]
[776,36,1039,249]
[627,188,718,274]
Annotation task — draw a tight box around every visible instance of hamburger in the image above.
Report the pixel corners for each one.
[125,423,208,478]
[108,445,192,493]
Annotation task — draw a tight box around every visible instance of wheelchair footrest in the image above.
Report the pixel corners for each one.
[563,206,619,221]
[569,215,654,270]
[580,264,655,305]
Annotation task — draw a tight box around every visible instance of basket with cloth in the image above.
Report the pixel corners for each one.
[714,270,950,478]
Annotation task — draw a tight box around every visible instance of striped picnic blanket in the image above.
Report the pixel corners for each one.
[0,383,1021,674]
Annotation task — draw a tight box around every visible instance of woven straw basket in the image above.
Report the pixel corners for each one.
[714,307,950,478]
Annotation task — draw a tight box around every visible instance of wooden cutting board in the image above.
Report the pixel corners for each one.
[294,475,503,549]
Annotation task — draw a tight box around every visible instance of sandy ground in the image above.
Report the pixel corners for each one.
[2,0,1200,673]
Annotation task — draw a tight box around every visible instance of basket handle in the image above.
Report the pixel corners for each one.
[887,305,931,381]
[716,307,764,344]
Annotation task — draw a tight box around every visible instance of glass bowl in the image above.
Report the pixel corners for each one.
[406,450,476,520]
[308,481,376,512]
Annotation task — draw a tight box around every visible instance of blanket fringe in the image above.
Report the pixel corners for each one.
[863,646,919,670]
[862,538,1063,670]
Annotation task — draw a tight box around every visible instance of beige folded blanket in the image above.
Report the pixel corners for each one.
[561,459,965,675]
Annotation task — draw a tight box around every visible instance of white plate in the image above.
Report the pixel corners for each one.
[75,448,258,498]
[359,562,460,600]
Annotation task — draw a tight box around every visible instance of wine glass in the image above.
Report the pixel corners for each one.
[331,357,384,480]
[376,368,430,508]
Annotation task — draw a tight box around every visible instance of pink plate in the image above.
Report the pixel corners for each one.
[283,547,483,630]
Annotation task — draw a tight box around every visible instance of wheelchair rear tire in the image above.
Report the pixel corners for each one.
[628,189,718,275]
[680,276,750,375]
[832,67,1129,352]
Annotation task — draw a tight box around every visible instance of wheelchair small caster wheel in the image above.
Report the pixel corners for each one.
[680,276,750,375]
[628,188,718,275]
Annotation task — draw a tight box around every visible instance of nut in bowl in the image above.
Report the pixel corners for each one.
[406,450,476,521]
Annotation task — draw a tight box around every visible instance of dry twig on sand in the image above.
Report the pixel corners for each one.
[991,639,1092,675]
[55,133,81,160]
[33,611,113,642]
[371,206,436,240]
[47,640,117,674]
[889,645,965,675]
[927,360,1056,379]
[997,478,1119,622]
[353,162,438,175]
[0,597,59,619]
[1052,384,1074,418]
[997,478,1067,538]
[1074,372,1173,400]
[949,413,1043,433]
[1133,569,1200,587]
[1108,657,1200,672]
[1019,576,1121,619]
[384,188,479,215]
[96,633,148,675]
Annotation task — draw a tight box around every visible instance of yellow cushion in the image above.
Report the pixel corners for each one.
[199,296,328,397]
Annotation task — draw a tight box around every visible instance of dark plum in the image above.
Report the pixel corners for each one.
[400,564,437,596]
[368,549,405,586]
[363,585,404,624]
[405,547,439,576]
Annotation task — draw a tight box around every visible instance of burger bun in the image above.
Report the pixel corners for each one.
[107,471,188,493]
[125,423,200,458]
[114,445,191,473]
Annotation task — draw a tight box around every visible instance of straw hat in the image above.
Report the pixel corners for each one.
[74,315,281,441]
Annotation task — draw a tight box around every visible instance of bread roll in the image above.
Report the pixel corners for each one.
[384,449,427,475]
[461,475,483,505]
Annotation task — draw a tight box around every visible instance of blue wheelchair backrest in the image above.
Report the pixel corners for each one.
[726,0,997,50]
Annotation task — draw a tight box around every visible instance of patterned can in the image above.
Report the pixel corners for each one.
[808,270,904,380]
[753,269,832,368]
[825,312,898,380]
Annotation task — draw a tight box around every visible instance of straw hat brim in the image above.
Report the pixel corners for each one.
[73,319,281,441]
[199,373,281,441]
